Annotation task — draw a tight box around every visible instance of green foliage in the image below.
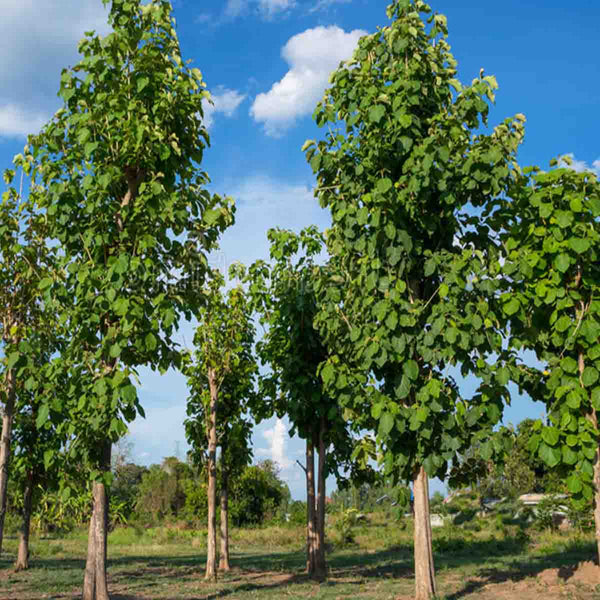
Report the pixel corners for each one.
[307,0,524,485]
[494,161,600,506]
[229,462,289,527]
[16,0,234,477]
[334,508,360,545]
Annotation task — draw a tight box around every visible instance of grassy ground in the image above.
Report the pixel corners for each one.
[1,512,600,599]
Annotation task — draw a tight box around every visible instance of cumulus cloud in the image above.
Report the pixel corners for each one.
[559,153,600,177]
[0,0,110,138]
[250,25,367,136]
[202,87,247,129]
[257,418,293,470]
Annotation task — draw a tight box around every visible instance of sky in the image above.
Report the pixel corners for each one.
[1,0,598,500]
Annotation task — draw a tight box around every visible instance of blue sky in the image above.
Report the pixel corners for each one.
[1,0,598,499]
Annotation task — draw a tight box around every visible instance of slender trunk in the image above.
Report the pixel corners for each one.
[219,465,230,571]
[593,434,600,565]
[413,466,436,600]
[314,416,327,579]
[0,366,16,555]
[82,441,111,600]
[305,436,317,576]
[205,368,218,581]
[15,471,34,570]
[83,510,97,599]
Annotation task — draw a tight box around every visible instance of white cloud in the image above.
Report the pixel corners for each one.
[558,153,600,177]
[0,104,50,139]
[202,87,247,129]
[217,175,330,271]
[225,0,295,19]
[250,25,367,136]
[309,0,351,13]
[259,0,296,17]
[257,418,293,470]
[0,0,110,138]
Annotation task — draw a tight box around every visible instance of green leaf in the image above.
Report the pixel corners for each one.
[376,178,393,194]
[541,426,559,446]
[36,403,50,429]
[321,362,335,385]
[582,367,599,387]
[566,473,583,493]
[503,297,520,316]
[562,445,578,466]
[38,277,53,290]
[379,412,394,436]
[539,442,561,467]
[369,105,386,123]
[554,254,570,273]
[109,343,121,358]
[568,237,590,254]
[144,332,157,351]
[137,76,150,92]
[403,359,419,381]
[439,283,449,298]
[7,351,20,370]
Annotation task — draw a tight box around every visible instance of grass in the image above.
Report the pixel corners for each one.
[1,511,599,599]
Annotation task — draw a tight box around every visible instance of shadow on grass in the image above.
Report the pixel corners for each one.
[2,534,596,599]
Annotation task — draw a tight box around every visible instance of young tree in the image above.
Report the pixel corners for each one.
[305,2,524,597]
[0,180,51,556]
[184,271,257,580]
[244,227,372,579]
[17,1,233,596]
[495,161,600,562]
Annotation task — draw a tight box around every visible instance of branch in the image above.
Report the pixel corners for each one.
[295,459,307,474]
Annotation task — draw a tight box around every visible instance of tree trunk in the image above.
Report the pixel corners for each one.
[15,470,34,570]
[413,466,436,600]
[305,436,317,576]
[219,464,230,571]
[0,366,16,555]
[82,442,111,600]
[205,368,218,581]
[593,436,600,566]
[314,416,327,579]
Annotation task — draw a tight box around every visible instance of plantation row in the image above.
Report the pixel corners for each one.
[1,1,599,599]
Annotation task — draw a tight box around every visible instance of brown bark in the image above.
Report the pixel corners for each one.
[14,471,34,570]
[82,442,111,600]
[413,466,436,600]
[305,436,317,576]
[593,436,600,566]
[205,368,218,581]
[219,465,230,571]
[0,366,16,555]
[314,416,327,579]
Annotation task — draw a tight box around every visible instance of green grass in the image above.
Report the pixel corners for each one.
[1,513,599,599]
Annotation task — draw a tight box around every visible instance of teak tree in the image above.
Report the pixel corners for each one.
[244,227,367,579]
[306,1,524,597]
[184,271,256,580]
[495,161,600,562]
[17,1,233,597]
[0,180,51,556]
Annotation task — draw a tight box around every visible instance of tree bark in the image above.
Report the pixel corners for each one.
[305,436,317,576]
[0,366,16,555]
[219,464,230,571]
[413,466,436,600]
[15,470,34,571]
[82,441,111,600]
[593,433,600,566]
[205,368,218,581]
[314,416,327,579]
